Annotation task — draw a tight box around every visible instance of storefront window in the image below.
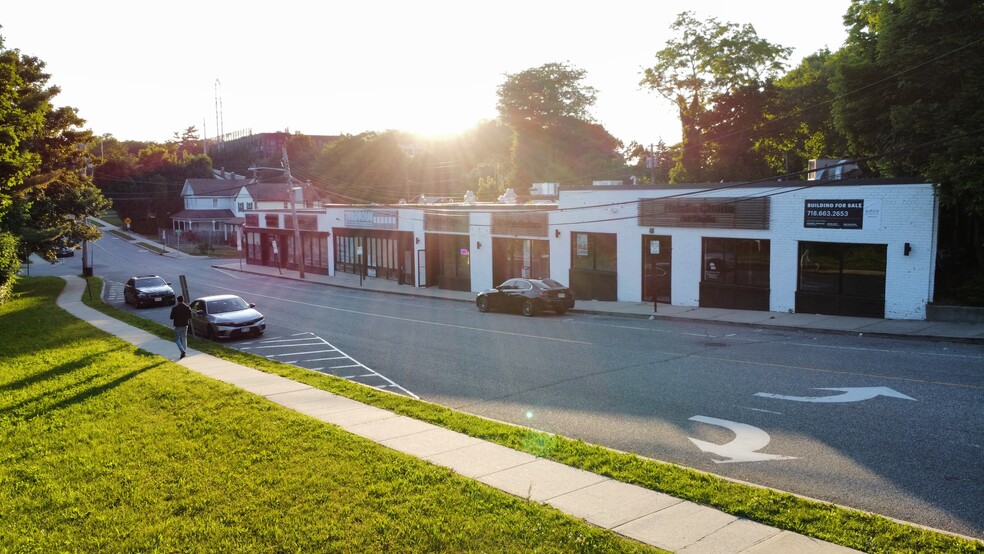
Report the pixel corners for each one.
[493,238,550,284]
[573,233,617,272]
[441,236,471,278]
[799,242,886,298]
[702,238,770,288]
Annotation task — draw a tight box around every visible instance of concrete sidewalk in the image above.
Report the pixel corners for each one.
[54,275,861,553]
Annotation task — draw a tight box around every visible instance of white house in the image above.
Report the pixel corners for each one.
[171,173,321,244]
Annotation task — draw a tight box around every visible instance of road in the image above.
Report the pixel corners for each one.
[35,233,984,539]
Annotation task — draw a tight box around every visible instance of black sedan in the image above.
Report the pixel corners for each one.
[123,275,176,307]
[189,294,266,339]
[476,278,575,316]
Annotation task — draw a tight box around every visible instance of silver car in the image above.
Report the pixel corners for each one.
[189,294,266,339]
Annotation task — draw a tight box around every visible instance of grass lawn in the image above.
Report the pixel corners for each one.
[0,278,662,553]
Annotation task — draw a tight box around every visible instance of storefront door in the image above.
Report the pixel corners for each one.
[642,235,671,304]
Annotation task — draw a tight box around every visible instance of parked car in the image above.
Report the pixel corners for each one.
[56,245,75,258]
[123,275,176,307]
[476,278,575,316]
[189,294,265,339]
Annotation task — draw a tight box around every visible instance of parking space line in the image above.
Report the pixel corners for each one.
[243,332,418,399]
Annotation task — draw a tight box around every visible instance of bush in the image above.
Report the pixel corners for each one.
[0,232,21,305]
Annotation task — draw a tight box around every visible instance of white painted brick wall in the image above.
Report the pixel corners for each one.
[559,182,937,320]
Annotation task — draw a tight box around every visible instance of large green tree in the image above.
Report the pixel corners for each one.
[0,32,110,300]
[497,62,624,189]
[755,49,852,177]
[307,131,409,204]
[641,12,791,182]
[831,0,984,270]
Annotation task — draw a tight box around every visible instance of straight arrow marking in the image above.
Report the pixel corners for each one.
[687,416,797,464]
[754,386,916,403]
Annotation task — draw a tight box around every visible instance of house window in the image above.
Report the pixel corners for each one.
[247,202,253,210]
[212,199,218,208]
[238,202,245,213]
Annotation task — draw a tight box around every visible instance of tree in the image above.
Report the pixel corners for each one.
[497,63,623,188]
[831,0,984,272]
[308,132,409,204]
[496,62,598,129]
[170,126,203,159]
[0,32,111,299]
[756,49,851,177]
[641,11,792,182]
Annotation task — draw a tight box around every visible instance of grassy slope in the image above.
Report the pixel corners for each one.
[0,278,660,553]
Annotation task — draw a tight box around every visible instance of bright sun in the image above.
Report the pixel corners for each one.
[399,92,490,139]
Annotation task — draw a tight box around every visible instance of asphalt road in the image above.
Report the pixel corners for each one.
[36,235,984,539]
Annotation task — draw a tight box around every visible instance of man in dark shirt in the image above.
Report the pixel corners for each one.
[169,295,193,359]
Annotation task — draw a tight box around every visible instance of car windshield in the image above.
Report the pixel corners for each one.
[207,297,250,314]
[135,278,166,288]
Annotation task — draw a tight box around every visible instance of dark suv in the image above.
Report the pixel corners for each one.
[123,275,176,308]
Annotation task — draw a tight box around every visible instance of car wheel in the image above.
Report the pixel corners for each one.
[555,307,568,315]
[477,296,489,313]
[521,299,536,317]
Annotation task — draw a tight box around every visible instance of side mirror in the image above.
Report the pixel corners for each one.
[196,310,205,316]
[248,302,256,308]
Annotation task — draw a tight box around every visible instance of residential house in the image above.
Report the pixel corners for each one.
[171,171,322,245]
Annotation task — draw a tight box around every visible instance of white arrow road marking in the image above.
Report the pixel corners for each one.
[687,416,797,464]
[754,387,916,403]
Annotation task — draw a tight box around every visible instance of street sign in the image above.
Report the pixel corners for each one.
[650,239,660,255]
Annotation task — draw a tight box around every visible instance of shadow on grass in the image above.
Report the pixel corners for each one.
[3,352,162,420]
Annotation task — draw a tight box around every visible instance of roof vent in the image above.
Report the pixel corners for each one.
[497,188,518,204]
[808,159,860,180]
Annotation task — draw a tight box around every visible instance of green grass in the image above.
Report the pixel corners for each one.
[28,276,984,553]
[1,277,662,553]
[96,213,124,227]
[107,229,134,241]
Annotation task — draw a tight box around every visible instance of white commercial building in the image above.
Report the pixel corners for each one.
[244,178,937,320]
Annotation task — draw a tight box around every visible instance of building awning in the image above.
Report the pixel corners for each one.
[170,209,237,221]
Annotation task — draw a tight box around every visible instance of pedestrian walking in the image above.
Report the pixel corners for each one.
[169,295,192,359]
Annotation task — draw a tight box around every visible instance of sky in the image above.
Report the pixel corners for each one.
[2,1,851,147]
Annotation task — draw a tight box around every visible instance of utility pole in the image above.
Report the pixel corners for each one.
[282,146,305,279]
[648,143,656,184]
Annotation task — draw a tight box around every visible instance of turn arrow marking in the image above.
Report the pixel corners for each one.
[687,416,797,464]
[754,387,916,403]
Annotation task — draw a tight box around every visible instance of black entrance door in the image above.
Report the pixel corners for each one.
[642,235,671,304]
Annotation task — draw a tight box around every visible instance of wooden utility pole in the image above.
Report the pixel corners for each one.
[282,146,305,279]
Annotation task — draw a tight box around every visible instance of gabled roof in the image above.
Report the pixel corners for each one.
[181,178,322,203]
[181,179,244,198]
